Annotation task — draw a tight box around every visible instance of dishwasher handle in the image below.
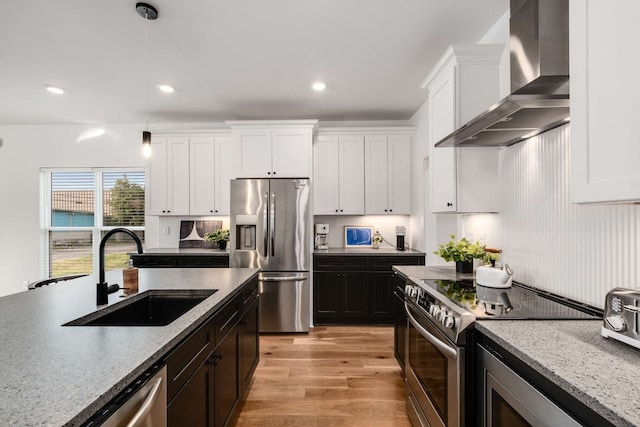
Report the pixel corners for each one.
[126,376,163,427]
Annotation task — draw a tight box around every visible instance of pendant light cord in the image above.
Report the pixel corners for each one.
[145,9,149,132]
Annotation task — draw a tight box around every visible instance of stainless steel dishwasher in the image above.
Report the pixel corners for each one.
[83,363,167,427]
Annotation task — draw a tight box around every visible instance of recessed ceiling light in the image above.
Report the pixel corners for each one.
[157,84,175,93]
[44,85,65,95]
[312,82,326,91]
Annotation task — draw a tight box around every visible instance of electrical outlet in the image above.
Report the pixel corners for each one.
[163,226,170,235]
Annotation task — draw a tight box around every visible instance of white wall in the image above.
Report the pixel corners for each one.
[499,125,640,307]
[313,215,411,250]
[0,122,231,297]
[0,124,146,296]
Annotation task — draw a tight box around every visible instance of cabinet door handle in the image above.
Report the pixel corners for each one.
[267,171,271,175]
[273,171,276,175]
[447,202,453,207]
[389,209,393,212]
[335,209,339,213]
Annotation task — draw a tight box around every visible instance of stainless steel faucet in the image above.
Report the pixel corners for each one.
[97,227,143,305]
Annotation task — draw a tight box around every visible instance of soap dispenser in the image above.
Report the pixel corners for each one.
[122,259,139,295]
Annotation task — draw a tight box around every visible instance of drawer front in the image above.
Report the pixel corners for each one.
[165,318,214,402]
[132,255,177,268]
[369,256,424,271]
[241,278,259,309]
[313,256,368,271]
[215,294,242,346]
[176,256,229,268]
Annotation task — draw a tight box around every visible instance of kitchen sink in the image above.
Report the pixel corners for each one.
[64,289,218,326]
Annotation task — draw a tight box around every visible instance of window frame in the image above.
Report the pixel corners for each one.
[40,167,145,279]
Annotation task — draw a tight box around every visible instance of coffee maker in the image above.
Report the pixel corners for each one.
[396,226,406,251]
[314,224,329,249]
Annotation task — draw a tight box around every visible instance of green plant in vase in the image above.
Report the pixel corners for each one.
[434,235,487,273]
[205,228,230,250]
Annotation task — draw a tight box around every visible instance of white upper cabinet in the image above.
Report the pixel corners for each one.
[229,120,317,178]
[313,134,365,215]
[365,134,411,214]
[146,136,190,216]
[190,136,233,215]
[570,0,640,203]
[422,44,503,213]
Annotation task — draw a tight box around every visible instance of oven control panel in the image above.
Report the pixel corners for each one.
[405,284,459,330]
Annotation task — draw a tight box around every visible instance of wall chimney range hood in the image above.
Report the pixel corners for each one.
[435,0,569,148]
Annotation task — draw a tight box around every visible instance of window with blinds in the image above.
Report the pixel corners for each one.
[41,169,145,279]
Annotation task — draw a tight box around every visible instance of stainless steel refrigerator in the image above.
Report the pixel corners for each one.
[230,178,310,332]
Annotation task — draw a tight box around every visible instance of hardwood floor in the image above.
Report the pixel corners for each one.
[236,326,411,427]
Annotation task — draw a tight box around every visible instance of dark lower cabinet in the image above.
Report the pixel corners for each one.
[393,285,407,371]
[167,359,211,426]
[239,294,259,395]
[313,271,369,323]
[166,277,258,427]
[214,327,239,427]
[370,272,395,321]
[132,254,229,268]
[313,254,424,325]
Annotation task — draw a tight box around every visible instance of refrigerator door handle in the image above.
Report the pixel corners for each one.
[270,192,276,257]
[260,275,306,282]
[263,191,269,256]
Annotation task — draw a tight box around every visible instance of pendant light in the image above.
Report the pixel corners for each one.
[136,3,158,158]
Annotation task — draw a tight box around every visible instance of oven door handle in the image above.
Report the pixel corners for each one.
[405,301,457,360]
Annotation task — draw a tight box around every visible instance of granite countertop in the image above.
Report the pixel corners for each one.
[314,247,426,256]
[133,247,230,256]
[477,320,639,426]
[0,267,258,426]
[393,265,474,281]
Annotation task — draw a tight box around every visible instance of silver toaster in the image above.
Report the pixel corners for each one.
[601,287,640,350]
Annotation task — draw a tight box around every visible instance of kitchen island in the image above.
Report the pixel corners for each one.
[0,267,258,426]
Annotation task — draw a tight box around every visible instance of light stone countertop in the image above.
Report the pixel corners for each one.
[477,320,639,426]
[314,247,426,256]
[0,267,258,426]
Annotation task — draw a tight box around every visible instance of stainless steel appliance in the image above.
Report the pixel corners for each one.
[436,0,570,148]
[83,363,167,426]
[476,344,581,426]
[314,223,329,250]
[230,178,311,333]
[602,287,640,350]
[400,278,601,427]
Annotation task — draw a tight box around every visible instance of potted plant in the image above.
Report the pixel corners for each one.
[205,228,230,250]
[434,235,487,273]
[372,230,383,249]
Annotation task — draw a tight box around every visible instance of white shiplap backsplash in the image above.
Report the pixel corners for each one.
[499,125,640,307]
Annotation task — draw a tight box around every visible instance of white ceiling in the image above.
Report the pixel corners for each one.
[0,0,508,125]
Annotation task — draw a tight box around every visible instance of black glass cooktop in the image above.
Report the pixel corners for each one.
[422,279,602,320]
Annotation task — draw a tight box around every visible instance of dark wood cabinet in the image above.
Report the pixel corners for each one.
[239,285,259,396]
[393,284,407,371]
[132,254,229,268]
[370,272,395,319]
[166,277,258,427]
[313,254,423,325]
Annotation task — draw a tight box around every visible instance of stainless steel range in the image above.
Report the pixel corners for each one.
[401,278,601,427]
